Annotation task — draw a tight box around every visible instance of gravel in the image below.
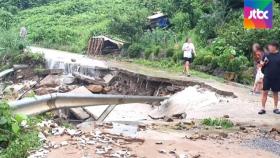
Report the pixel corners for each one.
[245,137,280,156]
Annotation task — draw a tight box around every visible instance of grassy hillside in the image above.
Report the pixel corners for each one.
[2,0,280,84]
[18,0,158,52]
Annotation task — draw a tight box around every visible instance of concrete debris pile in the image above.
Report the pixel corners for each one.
[35,69,115,96]
[0,66,116,99]
[28,120,144,158]
[2,80,37,100]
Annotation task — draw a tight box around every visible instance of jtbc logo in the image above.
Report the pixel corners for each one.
[248,9,269,20]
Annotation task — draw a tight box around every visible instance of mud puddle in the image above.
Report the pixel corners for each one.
[108,122,140,138]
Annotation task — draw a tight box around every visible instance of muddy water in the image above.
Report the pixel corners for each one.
[108,122,139,137]
[30,47,107,76]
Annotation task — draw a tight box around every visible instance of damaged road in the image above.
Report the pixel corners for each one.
[1,47,280,158]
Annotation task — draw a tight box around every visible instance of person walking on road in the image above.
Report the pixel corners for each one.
[182,38,196,77]
[259,41,280,115]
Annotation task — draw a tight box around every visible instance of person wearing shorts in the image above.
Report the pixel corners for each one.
[259,42,280,115]
[182,38,196,77]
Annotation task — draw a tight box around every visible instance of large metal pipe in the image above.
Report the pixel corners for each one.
[9,93,168,115]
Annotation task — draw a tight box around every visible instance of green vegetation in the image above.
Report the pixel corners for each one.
[1,0,280,83]
[0,0,280,84]
[0,51,45,71]
[16,0,153,53]
[0,102,40,158]
[0,1,279,156]
[202,118,234,129]
[133,58,224,81]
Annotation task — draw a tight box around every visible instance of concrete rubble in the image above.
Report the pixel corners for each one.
[26,116,280,158]
[149,86,224,119]
[28,120,145,158]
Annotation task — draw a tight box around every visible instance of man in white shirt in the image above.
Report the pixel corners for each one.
[182,38,196,77]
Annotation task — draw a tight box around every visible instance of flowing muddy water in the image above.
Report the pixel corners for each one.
[30,47,107,76]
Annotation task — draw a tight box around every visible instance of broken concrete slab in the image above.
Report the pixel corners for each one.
[68,86,91,120]
[103,74,114,85]
[62,75,75,85]
[69,108,90,120]
[84,105,109,120]
[73,72,105,86]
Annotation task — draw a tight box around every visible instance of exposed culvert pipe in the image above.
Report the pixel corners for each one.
[9,93,168,115]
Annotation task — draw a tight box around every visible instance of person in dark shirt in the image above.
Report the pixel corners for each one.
[259,41,280,115]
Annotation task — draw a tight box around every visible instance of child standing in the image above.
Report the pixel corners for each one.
[252,44,264,94]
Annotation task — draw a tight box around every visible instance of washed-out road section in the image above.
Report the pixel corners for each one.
[29,46,280,128]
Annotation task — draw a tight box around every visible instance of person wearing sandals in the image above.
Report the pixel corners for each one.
[259,41,280,115]
[182,38,196,77]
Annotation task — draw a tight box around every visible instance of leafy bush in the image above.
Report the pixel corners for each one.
[171,12,191,32]
[0,51,45,71]
[196,14,219,40]
[193,55,203,65]
[172,50,183,63]
[144,48,153,59]
[202,54,213,65]
[202,118,234,129]
[12,52,45,66]
[4,0,57,10]
[0,9,15,29]
[217,52,234,71]
[127,43,143,58]
[211,38,227,56]
[0,29,26,55]
[153,46,161,57]
[137,29,177,49]
[109,10,148,42]
[0,102,40,158]
[210,56,219,68]
[2,131,40,158]
[0,102,22,145]
[238,67,254,85]
[227,55,249,72]
[166,48,175,58]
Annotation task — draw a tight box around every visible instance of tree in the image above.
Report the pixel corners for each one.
[108,11,148,42]
[0,9,14,29]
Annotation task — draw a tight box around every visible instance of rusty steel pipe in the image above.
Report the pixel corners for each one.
[9,93,168,115]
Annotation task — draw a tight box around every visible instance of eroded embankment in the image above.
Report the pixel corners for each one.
[107,68,236,98]
[2,62,236,121]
